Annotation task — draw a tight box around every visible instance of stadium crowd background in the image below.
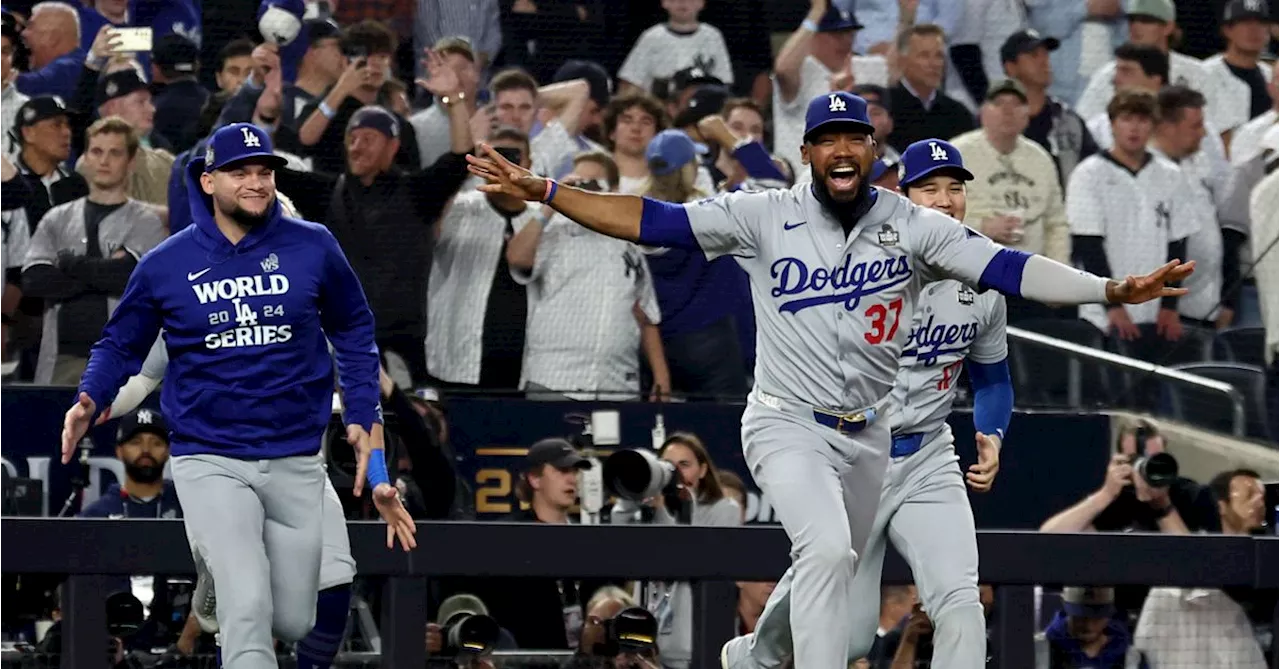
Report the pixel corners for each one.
[0,0,1277,666]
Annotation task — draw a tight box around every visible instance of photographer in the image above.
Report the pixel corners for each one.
[1039,421,1214,535]
[607,433,741,669]
[578,603,664,669]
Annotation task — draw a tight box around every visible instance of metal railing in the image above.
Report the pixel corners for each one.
[2,519,1276,669]
[1007,326,1247,436]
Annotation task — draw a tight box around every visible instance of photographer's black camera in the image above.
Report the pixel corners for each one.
[598,607,659,658]
[602,449,678,501]
[440,611,501,657]
[1128,423,1178,488]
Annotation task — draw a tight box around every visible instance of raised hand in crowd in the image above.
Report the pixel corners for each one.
[416,48,463,99]
[252,42,284,125]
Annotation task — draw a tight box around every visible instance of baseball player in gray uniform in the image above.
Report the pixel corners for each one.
[465,91,1193,669]
[723,139,1013,669]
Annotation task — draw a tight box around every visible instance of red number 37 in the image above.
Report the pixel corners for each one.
[864,298,903,345]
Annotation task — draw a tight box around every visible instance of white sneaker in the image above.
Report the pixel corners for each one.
[191,549,218,633]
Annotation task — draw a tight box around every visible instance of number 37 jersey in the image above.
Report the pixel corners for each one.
[682,185,1007,411]
[889,279,1007,438]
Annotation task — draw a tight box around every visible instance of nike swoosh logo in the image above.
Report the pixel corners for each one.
[187,268,212,281]
[783,220,807,231]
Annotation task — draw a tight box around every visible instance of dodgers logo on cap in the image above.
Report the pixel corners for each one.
[803,91,875,142]
[203,123,287,173]
[899,138,975,187]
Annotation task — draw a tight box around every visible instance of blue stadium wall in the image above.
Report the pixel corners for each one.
[1,388,1111,529]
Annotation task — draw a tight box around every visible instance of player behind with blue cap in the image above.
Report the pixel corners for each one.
[63,122,415,668]
[467,88,1193,669]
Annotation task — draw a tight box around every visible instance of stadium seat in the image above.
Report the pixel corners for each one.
[1162,362,1276,442]
[1112,324,1216,409]
[1009,318,1115,408]
[1213,326,1268,367]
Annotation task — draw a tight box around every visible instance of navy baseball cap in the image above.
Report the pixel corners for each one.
[817,5,862,32]
[899,139,974,187]
[646,129,707,176]
[999,29,1060,64]
[553,59,613,109]
[1061,587,1116,619]
[526,438,591,470]
[14,95,68,132]
[153,33,199,74]
[116,408,170,445]
[803,91,876,142]
[1223,0,1273,23]
[346,105,400,138]
[95,68,149,108]
[203,123,288,172]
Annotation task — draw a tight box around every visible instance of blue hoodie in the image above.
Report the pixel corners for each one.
[78,160,382,459]
[1044,611,1149,669]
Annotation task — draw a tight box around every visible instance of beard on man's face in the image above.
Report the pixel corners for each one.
[125,457,165,484]
[216,195,274,229]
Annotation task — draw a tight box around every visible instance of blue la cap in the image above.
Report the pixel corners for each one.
[203,123,288,172]
[803,91,876,142]
[898,138,974,187]
[645,129,707,176]
[869,158,890,182]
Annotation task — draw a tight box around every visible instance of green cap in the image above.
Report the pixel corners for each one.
[986,78,1028,103]
[1124,0,1175,22]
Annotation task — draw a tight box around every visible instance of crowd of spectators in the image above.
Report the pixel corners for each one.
[0,0,1278,664]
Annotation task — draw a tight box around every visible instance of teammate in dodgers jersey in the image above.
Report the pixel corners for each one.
[62,123,413,669]
[465,91,1193,669]
[733,139,1014,669]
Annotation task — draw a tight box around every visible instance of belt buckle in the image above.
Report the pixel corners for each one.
[835,412,866,433]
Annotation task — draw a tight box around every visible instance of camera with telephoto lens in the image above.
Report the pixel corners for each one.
[599,606,660,662]
[440,612,500,657]
[602,448,678,502]
[1128,423,1178,488]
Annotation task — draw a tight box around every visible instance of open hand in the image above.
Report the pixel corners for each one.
[966,432,1001,492]
[1105,260,1195,304]
[373,481,417,551]
[416,49,460,97]
[466,143,550,201]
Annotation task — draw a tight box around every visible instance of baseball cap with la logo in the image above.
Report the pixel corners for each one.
[803,91,876,142]
[898,138,975,188]
[202,123,288,172]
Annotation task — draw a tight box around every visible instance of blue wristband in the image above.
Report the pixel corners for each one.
[367,450,390,488]
[542,179,558,204]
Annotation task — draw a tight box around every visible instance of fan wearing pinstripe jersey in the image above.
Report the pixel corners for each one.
[1066,90,1200,341]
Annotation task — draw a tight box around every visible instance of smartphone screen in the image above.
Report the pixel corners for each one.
[110,27,152,53]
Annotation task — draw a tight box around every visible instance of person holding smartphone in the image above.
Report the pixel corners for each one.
[271,50,475,386]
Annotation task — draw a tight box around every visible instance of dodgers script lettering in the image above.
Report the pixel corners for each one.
[770,254,913,313]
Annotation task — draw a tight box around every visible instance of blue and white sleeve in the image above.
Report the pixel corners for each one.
[640,190,767,261]
[910,207,1109,304]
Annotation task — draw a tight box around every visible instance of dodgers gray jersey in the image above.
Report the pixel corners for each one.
[891,280,1007,438]
[683,185,1005,410]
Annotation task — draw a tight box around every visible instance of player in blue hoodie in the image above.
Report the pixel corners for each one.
[61,122,416,669]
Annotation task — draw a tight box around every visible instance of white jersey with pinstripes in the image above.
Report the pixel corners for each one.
[890,279,1007,438]
[1065,154,1201,330]
[683,185,1007,411]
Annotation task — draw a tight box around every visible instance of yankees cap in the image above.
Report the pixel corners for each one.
[899,138,974,187]
[203,122,288,172]
[14,95,68,132]
[803,91,876,142]
[646,129,707,176]
[346,105,400,139]
[672,84,729,128]
[1223,0,1272,23]
[116,408,170,446]
[999,29,1061,64]
[95,68,148,108]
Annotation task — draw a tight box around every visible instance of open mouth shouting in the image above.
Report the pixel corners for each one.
[827,164,861,193]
